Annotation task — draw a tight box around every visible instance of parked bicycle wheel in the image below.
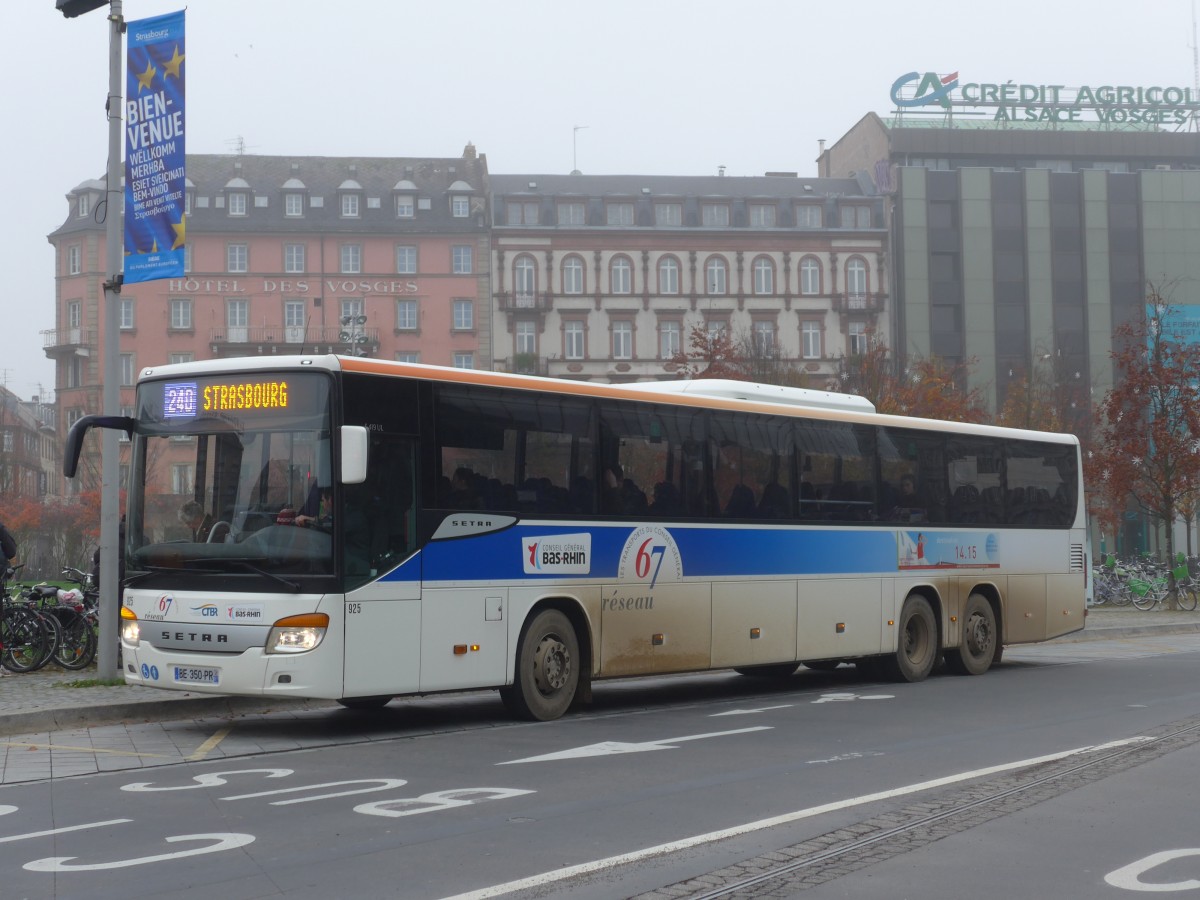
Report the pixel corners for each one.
[1177,585,1199,612]
[53,609,98,670]
[1,607,51,673]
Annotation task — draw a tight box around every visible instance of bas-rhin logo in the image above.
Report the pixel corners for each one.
[891,71,959,108]
[523,533,592,575]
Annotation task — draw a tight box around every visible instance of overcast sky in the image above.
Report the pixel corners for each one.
[5,0,1197,401]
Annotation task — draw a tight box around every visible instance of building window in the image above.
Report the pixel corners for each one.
[285,300,305,339]
[611,257,632,294]
[184,191,192,216]
[514,255,537,304]
[655,203,682,227]
[507,201,539,225]
[168,352,194,366]
[453,352,474,369]
[846,258,868,302]
[227,243,248,273]
[396,351,420,363]
[452,245,473,274]
[753,257,774,295]
[795,205,823,228]
[562,255,584,294]
[120,298,135,330]
[340,298,364,322]
[558,202,585,225]
[753,320,775,355]
[707,318,728,338]
[341,193,360,217]
[67,357,82,388]
[67,244,81,275]
[705,257,727,295]
[77,194,90,218]
[800,257,821,295]
[227,299,249,341]
[658,257,679,295]
[801,321,822,359]
[396,195,414,218]
[701,203,730,227]
[169,298,193,330]
[67,300,82,329]
[564,320,585,360]
[839,205,871,228]
[452,195,470,218]
[515,320,536,354]
[848,321,868,356]
[606,202,634,226]
[340,244,362,274]
[228,191,247,216]
[284,243,305,274]
[396,245,417,274]
[659,320,681,359]
[171,464,194,495]
[396,299,417,331]
[120,353,136,386]
[452,299,474,331]
[612,320,633,359]
[285,193,304,217]
[750,204,777,227]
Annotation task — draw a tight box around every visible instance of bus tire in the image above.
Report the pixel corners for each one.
[945,593,997,676]
[883,594,937,683]
[337,696,393,710]
[505,609,579,721]
[734,663,798,678]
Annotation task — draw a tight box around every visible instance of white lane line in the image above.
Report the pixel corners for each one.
[441,737,1149,900]
[0,819,132,844]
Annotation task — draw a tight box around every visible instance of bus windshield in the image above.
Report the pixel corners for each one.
[127,371,335,578]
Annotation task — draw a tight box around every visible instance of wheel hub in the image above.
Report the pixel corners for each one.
[533,635,571,694]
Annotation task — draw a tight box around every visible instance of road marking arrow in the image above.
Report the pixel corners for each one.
[710,704,792,716]
[497,726,772,764]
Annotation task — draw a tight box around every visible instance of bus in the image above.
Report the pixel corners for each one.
[65,356,1087,721]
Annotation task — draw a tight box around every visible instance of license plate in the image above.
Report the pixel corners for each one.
[174,665,220,685]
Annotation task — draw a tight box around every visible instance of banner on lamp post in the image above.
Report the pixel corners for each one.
[124,9,185,284]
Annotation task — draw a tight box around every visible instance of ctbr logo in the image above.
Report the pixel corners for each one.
[891,71,959,108]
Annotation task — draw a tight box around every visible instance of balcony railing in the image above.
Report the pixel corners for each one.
[41,328,94,352]
[832,292,885,314]
[497,291,553,312]
[208,326,380,354]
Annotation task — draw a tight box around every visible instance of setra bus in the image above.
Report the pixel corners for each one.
[64,355,1087,720]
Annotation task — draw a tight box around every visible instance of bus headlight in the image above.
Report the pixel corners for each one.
[266,613,329,654]
[120,606,140,646]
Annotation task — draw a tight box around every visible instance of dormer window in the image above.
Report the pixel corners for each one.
[285,192,304,216]
[342,193,360,217]
[77,194,90,218]
[228,191,248,216]
[396,195,414,218]
[452,195,469,217]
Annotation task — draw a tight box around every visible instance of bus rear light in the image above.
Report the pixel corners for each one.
[120,606,140,646]
[266,613,329,654]
[453,644,482,655]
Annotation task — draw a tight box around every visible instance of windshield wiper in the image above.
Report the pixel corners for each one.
[223,560,301,593]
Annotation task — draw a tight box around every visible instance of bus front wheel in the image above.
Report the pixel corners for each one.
[944,593,997,676]
[883,594,938,682]
[502,609,579,721]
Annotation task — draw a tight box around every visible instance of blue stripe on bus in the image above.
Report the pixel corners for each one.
[396,525,900,583]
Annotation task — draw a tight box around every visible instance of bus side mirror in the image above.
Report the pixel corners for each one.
[63,414,136,478]
[341,425,368,485]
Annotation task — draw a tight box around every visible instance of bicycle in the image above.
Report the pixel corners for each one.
[1,565,53,674]
[49,566,99,670]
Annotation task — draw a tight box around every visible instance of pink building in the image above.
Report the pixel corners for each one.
[47,146,491,495]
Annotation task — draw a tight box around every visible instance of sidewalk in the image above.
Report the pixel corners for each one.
[0,605,1196,737]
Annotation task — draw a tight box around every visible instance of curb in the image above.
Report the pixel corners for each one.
[0,695,337,738]
[1049,621,1200,644]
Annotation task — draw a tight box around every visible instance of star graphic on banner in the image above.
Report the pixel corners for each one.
[163,45,185,80]
[149,238,159,253]
[171,216,186,250]
[135,60,157,92]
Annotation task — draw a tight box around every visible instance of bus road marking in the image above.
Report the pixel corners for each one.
[449,737,1148,899]
[24,832,254,871]
[710,705,793,716]
[186,727,231,761]
[811,692,895,704]
[497,727,773,764]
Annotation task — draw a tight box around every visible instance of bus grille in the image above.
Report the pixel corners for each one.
[1070,543,1085,573]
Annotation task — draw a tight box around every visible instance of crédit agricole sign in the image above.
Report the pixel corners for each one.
[891,71,1199,124]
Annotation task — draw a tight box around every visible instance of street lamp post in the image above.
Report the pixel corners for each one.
[58,0,124,679]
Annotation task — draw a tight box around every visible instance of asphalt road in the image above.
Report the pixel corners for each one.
[2,630,1200,899]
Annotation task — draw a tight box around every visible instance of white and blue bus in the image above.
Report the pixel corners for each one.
[65,356,1087,720]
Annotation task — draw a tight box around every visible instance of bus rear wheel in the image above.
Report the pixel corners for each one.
[945,593,997,676]
[882,594,938,682]
[502,609,579,721]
